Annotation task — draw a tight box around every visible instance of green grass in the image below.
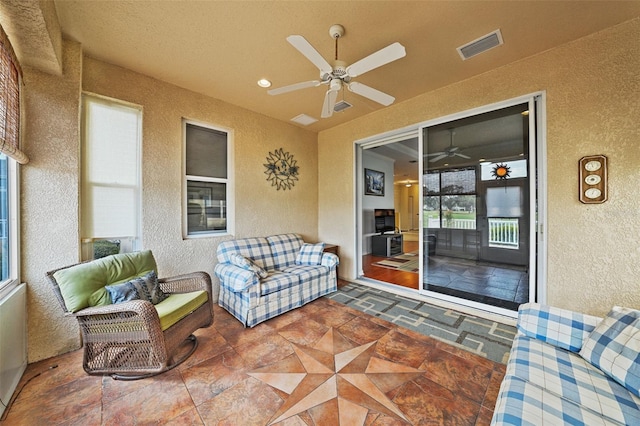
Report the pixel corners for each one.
[423,211,476,221]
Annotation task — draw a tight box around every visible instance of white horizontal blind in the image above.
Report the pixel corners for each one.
[81,96,141,241]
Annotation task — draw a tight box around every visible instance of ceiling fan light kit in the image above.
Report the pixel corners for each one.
[268,24,406,119]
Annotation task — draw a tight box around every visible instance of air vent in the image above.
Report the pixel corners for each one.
[457,29,503,60]
[290,114,318,126]
[334,100,352,112]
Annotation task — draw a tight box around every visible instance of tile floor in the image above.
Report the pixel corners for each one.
[2,297,506,425]
[425,256,529,310]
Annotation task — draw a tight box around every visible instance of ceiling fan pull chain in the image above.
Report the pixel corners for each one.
[335,37,338,61]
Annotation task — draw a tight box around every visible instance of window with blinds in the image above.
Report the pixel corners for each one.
[81,95,142,260]
[0,25,22,293]
[183,120,231,237]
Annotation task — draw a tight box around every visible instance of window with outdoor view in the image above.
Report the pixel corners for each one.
[0,25,25,292]
[184,121,232,237]
[423,167,477,230]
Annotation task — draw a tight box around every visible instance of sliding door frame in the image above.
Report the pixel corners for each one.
[353,92,547,318]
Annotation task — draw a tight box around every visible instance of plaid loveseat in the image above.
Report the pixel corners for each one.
[214,233,338,327]
[492,303,640,425]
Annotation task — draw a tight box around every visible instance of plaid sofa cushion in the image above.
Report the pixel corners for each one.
[216,237,275,271]
[260,272,299,296]
[281,264,327,283]
[295,243,325,265]
[229,253,269,278]
[517,302,600,352]
[500,334,640,425]
[580,306,640,397]
[214,263,260,292]
[492,375,623,426]
[266,234,304,270]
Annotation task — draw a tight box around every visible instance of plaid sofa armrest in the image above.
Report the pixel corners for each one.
[517,302,601,352]
[321,252,339,269]
[214,263,260,292]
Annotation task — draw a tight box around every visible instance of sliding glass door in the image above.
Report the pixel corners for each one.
[420,97,542,314]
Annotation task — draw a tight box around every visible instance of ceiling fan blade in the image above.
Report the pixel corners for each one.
[286,35,333,76]
[347,82,395,106]
[426,151,446,157]
[429,154,447,163]
[454,153,471,159]
[321,89,338,118]
[346,42,406,77]
[267,80,322,95]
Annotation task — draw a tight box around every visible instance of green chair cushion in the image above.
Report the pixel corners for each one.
[155,291,209,331]
[54,250,157,313]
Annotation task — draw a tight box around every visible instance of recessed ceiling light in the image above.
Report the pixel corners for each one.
[257,79,272,88]
[290,114,318,126]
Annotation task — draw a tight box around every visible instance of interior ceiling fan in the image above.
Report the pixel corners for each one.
[267,24,406,118]
[427,129,471,163]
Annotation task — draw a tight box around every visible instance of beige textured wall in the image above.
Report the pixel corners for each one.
[22,40,83,362]
[82,56,319,273]
[22,44,318,362]
[318,18,640,317]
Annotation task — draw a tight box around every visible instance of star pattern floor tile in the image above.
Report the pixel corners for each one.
[4,295,506,425]
[249,328,423,424]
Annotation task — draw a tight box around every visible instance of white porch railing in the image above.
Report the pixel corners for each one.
[426,217,519,249]
[426,218,476,229]
[488,218,519,248]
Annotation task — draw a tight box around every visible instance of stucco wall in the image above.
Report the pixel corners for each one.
[22,43,319,362]
[318,17,640,317]
[22,40,83,362]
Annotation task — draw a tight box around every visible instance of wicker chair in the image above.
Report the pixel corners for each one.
[46,251,213,380]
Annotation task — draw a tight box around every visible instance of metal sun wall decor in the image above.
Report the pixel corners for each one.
[491,163,511,180]
[264,148,299,190]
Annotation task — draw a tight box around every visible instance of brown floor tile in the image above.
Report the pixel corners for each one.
[196,377,282,425]
[375,328,435,368]
[6,297,506,426]
[481,367,506,409]
[337,315,392,345]
[3,375,101,425]
[181,348,248,406]
[102,369,194,424]
[215,317,276,348]
[178,327,234,371]
[419,346,493,404]
[164,407,205,425]
[308,303,357,328]
[393,375,481,426]
[277,317,329,346]
[475,406,495,426]
[433,339,496,371]
[236,332,295,369]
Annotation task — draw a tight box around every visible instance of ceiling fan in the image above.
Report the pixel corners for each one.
[427,129,471,163]
[267,24,406,118]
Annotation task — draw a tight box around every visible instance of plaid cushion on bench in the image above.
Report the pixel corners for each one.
[517,303,601,352]
[502,334,640,425]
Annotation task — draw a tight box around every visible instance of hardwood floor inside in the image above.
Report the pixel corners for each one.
[362,240,419,290]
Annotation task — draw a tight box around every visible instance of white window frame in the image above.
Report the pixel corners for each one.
[0,156,20,299]
[182,119,234,238]
[80,93,143,260]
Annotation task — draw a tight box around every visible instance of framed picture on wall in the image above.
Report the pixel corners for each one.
[364,168,385,196]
